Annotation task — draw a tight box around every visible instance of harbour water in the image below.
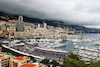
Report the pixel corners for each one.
[80,33,100,39]
[57,33,100,52]
[1,33,100,54]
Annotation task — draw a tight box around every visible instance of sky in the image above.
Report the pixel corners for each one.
[0,0,100,28]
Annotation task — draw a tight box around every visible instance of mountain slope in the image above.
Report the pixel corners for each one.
[70,25,100,33]
[0,11,100,33]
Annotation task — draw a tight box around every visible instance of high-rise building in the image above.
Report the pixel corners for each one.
[16,16,24,32]
[43,21,47,28]
[38,24,40,28]
[18,16,23,22]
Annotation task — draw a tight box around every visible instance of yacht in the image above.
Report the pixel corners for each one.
[66,35,82,41]
[51,42,66,48]
[78,46,100,62]
[72,38,92,43]
[93,40,100,45]
[93,32,100,45]
[74,45,80,49]
[25,39,64,48]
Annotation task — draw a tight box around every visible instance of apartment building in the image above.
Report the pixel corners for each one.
[9,56,30,67]
[0,54,11,67]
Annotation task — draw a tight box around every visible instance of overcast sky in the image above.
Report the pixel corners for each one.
[0,0,100,28]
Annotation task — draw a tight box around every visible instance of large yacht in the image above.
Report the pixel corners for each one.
[37,39,63,43]
[25,39,65,48]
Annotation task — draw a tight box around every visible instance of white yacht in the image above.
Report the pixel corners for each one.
[25,39,64,48]
[51,42,66,48]
[72,38,92,43]
[93,40,100,45]
[78,46,100,62]
[93,33,100,45]
[74,45,80,49]
[66,35,82,41]
[37,39,62,43]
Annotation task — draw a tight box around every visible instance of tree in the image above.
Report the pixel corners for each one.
[68,52,81,61]
[87,62,100,67]
[61,59,86,67]
[50,60,59,67]
[41,59,50,65]
[28,56,36,62]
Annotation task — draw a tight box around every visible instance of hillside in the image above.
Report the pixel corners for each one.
[0,11,100,33]
[70,25,100,33]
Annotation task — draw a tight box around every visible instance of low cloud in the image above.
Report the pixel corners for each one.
[0,0,100,28]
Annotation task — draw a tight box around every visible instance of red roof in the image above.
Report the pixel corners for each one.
[21,63,36,67]
[1,33,4,35]
[0,55,3,57]
[3,30,9,33]
[14,56,27,60]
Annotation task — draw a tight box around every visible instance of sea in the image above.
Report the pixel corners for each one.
[56,33,100,52]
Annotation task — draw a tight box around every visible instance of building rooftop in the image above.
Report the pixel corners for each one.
[21,63,36,67]
[14,56,27,60]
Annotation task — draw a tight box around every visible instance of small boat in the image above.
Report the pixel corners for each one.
[94,32,100,45]
[74,45,79,49]
[78,46,100,62]
[94,40,100,45]
[72,38,91,43]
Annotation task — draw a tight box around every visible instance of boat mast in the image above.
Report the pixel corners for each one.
[97,32,99,40]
